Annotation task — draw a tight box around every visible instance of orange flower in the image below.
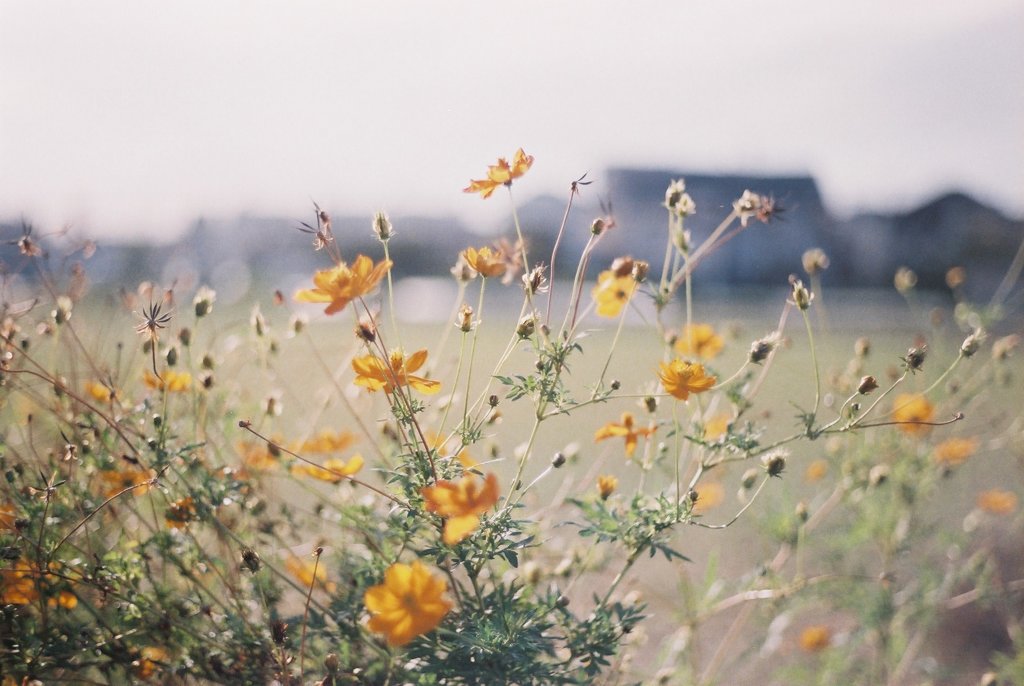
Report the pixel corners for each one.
[463,148,534,199]
[352,349,441,395]
[422,473,500,545]
[659,360,716,401]
[591,271,637,318]
[48,590,78,609]
[597,475,618,500]
[365,561,452,646]
[98,465,154,497]
[0,502,16,531]
[977,489,1018,515]
[1,559,39,605]
[143,369,192,392]
[703,414,731,442]
[291,455,364,483]
[237,441,279,471]
[165,497,196,529]
[798,625,832,652]
[594,412,655,458]
[285,555,338,593]
[804,459,829,484]
[132,646,170,680]
[462,246,507,278]
[892,394,934,435]
[933,437,978,468]
[85,380,115,403]
[675,323,724,360]
[691,481,724,514]
[294,429,358,455]
[294,255,393,315]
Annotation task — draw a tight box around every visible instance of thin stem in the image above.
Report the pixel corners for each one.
[463,278,487,430]
[801,308,822,421]
[298,548,322,680]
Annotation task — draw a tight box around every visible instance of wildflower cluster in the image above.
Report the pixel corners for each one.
[0,152,1021,686]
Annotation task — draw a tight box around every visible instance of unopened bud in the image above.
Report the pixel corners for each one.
[857,375,879,395]
[241,548,261,573]
[961,329,985,358]
[165,346,178,367]
[903,346,927,371]
[894,267,917,294]
[795,501,809,522]
[488,394,499,408]
[517,315,536,339]
[644,395,658,413]
[201,353,215,370]
[741,468,759,489]
[324,653,340,674]
[457,304,475,332]
[372,211,394,241]
[610,256,635,278]
[789,276,813,310]
[597,475,618,500]
[552,452,566,468]
[193,287,216,318]
[591,218,607,235]
[868,464,890,487]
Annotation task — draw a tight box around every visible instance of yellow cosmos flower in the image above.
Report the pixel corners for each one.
[591,271,637,318]
[691,481,725,514]
[462,246,507,279]
[891,393,934,435]
[85,380,116,403]
[597,475,618,500]
[703,414,731,442]
[132,646,170,680]
[143,369,192,392]
[1,560,39,605]
[294,429,358,455]
[675,323,724,359]
[658,360,716,401]
[594,412,655,458]
[463,148,534,199]
[352,349,441,395]
[285,555,338,593]
[294,255,393,315]
[933,437,978,468]
[422,473,500,545]
[798,625,832,652]
[165,497,196,529]
[365,560,452,646]
[804,459,829,484]
[98,465,154,497]
[291,455,364,483]
[977,488,1018,515]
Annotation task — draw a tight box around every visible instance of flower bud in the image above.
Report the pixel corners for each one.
[961,329,985,358]
[193,287,216,318]
[631,260,649,283]
[795,501,809,523]
[741,468,759,489]
[552,452,566,468]
[178,327,192,346]
[591,218,607,236]
[868,464,890,487]
[789,276,813,311]
[894,267,917,293]
[802,248,830,276]
[597,475,618,500]
[762,451,787,478]
[372,211,394,241]
[857,375,879,395]
[165,346,178,367]
[644,395,658,414]
[749,332,782,364]
[457,304,475,332]
[517,315,536,339]
[610,256,635,278]
[489,394,499,407]
[324,653,340,674]
[241,548,261,573]
[903,346,927,371]
[201,353,215,370]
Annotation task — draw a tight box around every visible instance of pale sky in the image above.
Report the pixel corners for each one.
[2,1,1022,241]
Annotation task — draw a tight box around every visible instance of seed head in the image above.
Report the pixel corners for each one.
[762,451,787,478]
[960,329,985,358]
[372,211,394,241]
[903,346,927,372]
[456,304,475,332]
[857,375,879,395]
[789,276,813,311]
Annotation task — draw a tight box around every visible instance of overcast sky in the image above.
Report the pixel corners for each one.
[2,1,1022,241]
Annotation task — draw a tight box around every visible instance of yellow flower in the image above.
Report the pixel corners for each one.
[463,148,534,199]
[597,475,618,500]
[85,380,115,403]
[1,560,39,605]
[48,590,78,609]
[237,441,279,472]
[591,271,637,318]
[703,414,731,442]
[352,349,441,395]
[461,246,507,279]
[977,489,1018,515]
[98,465,154,497]
[804,459,829,484]
[658,360,716,401]
[0,502,16,531]
[165,497,196,529]
[691,481,724,514]
[675,323,724,360]
[285,555,338,593]
[291,455,364,483]
[294,255,393,315]
[798,625,832,652]
[933,437,978,468]
[891,394,934,435]
[422,473,500,545]
[132,646,170,680]
[594,412,655,458]
[294,429,359,455]
[143,369,192,392]
[365,561,452,646]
